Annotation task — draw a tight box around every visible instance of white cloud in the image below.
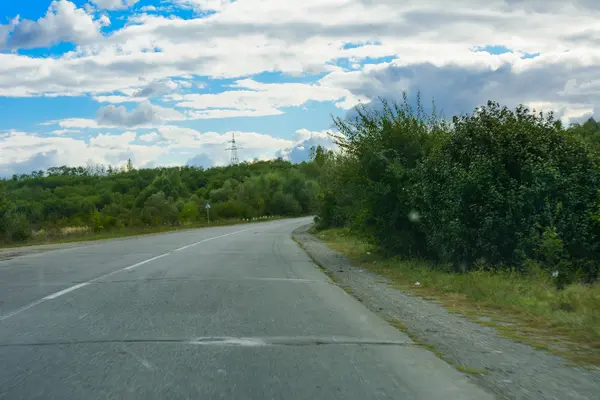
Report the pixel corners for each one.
[91,0,140,10]
[186,153,214,168]
[50,129,81,135]
[0,130,167,176]
[89,131,137,148]
[172,0,232,11]
[157,125,293,150]
[93,95,145,103]
[276,129,338,163]
[134,80,179,97]
[1,1,103,50]
[320,53,600,123]
[46,118,100,129]
[97,101,186,127]
[185,108,284,119]
[167,78,364,117]
[98,14,111,27]
[139,132,161,142]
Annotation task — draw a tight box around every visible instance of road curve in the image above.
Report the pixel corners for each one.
[0,218,494,399]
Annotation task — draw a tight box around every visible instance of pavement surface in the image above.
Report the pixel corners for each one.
[0,218,494,400]
[293,225,600,400]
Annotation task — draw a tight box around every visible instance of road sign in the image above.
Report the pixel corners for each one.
[205,202,211,224]
[205,203,211,209]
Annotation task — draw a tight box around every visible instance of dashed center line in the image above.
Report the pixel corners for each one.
[124,253,171,271]
[173,228,250,252]
[43,283,90,300]
[0,227,252,322]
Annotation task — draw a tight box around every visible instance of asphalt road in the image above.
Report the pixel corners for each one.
[0,218,494,400]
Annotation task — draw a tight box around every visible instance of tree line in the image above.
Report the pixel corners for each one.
[314,96,600,284]
[0,158,322,244]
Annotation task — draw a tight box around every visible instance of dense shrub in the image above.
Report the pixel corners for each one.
[317,97,600,281]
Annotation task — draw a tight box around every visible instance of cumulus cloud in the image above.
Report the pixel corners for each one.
[173,0,232,11]
[167,78,365,117]
[50,129,81,136]
[139,132,161,143]
[275,129,338,163]
[93,95,145,104]
[89,131,137,148]
[0,1,103,50]
[96,101,186,127]
[134,80,179,98]
[157,125,293,150]
[91,0,140,10]
[321,54,600,123]
[186,153,214,168]
[0,131,166,177]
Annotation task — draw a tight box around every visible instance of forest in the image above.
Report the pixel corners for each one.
[314,97,600,284]
[0,158,322,244]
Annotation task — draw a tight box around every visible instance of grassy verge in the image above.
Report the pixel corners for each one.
[0,217,284,249]
[317,228,600,367]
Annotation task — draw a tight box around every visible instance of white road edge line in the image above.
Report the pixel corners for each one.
[0,227,251,322]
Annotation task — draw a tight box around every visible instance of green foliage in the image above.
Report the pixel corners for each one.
[179,198,200,224]
[141,192,179,226]
[0,186,31,242]
[0,159,317,244]
[316,96,600,282]
[323,95,450,257]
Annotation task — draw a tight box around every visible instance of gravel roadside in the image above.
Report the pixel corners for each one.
[293,224,600,400]
[0,241,92,261]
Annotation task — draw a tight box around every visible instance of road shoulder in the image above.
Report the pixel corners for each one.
[293,224,600,400]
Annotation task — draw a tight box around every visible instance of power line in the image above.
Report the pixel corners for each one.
[225,132,243,164]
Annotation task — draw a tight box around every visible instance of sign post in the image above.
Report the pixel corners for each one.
[205,202,211,224]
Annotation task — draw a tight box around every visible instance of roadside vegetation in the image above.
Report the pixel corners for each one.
[313,95,600,364]
[0,159,321,246]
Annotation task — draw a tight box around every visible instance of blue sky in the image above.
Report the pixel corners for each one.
[1,0,598,176]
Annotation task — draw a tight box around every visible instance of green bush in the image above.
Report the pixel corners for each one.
[420,102,599,277]
[329,95,450,257]
[8,212,31,242]
[316,97,600,281]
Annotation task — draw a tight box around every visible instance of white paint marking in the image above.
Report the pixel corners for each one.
[174,228,251,252]
[0,227,252,321]
[43,283,89,300]
[124,253,170,271]
[0,298,47,321]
